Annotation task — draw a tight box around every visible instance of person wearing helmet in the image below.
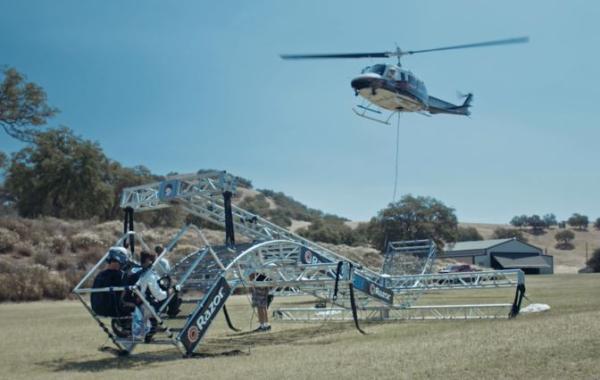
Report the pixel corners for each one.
[90,247,129,317]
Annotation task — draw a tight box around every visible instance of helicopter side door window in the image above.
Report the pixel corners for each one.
[386,68,396,80]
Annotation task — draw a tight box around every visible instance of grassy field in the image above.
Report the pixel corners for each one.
[0,274,599,380]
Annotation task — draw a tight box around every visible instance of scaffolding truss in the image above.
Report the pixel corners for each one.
[75,172,526,356]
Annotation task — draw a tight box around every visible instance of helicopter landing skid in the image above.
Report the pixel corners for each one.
[352,104,396,125]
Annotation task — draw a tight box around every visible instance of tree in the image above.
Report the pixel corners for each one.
[587,248,600,272]
[543,213,557,228]
[0,151,6,170]
[567,213,589,230]
[297,218,360,245]
[510,215,528,229]
[455,226,483,242]
[554,230,575,250]
[5,127,113,219]
[0,67,58,142]
[594,218,600,230]
[492,227,528,243]
[527,214,547,234]
[367,195,458,251]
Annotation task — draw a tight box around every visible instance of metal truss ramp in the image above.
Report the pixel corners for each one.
[74,172,526,356]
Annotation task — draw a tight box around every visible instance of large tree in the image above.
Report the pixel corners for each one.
[5,127,113,219]
[527,214,547,234]
[492,227,528,243]
[455,226,483,242]
[543,213,557,228]
[367,195,458,250]
[510,215,528,229]
[554,230,575,249]
[567,213,589,230]
[0,67,58,142]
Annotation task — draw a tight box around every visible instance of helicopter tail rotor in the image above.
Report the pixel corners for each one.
[461,93,474,108]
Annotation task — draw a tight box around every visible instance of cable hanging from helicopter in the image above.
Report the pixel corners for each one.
[281,36,528,125]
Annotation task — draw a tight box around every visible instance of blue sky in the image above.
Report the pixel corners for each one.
[1,0,599,223]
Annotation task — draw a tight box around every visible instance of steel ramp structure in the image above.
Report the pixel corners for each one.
[74,171,526,356]
[74,226,356,356]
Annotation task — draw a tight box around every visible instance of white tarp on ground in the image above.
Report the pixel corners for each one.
[521,303,551,313]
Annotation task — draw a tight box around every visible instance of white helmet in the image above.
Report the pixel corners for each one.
[106,246,129,266]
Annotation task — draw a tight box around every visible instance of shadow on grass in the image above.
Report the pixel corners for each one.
[555,243,575,250]
[39,346,249,373]
[39,323,354,373]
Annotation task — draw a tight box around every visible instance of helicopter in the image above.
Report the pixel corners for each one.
[281,37,529,124]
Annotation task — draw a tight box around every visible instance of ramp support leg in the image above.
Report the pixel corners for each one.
[223,191,235,248]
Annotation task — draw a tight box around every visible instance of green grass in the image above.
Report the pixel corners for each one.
[0,274,599,379]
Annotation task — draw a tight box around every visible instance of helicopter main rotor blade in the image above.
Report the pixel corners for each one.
[280,52,391,59]
[404,36,529,55]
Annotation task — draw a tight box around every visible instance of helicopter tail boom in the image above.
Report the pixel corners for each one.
[427,93,473,116]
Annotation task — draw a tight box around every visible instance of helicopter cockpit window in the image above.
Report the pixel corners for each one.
[386,68,396,79]
[367,64,386,75]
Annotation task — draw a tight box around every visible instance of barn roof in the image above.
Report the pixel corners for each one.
[492,253,551,269]
[444,238,514,252]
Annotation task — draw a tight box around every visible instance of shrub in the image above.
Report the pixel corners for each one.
[554,230,575,250]
[14,241,34,257]
[33,250,51,266]
[48,235,68,255]
[0,263,72,301]
[8,264,48,301]
[77,248,104,269]
[70,231,103,252]
[586,248,600,272]
[267,209,292,227]
[0,217,30,238]
[455,226,483,242]
[297,219,365,246]
[63,268,86,289]
[594,218,600,230]
[54,257,72,271]
[238,194,271,215]
[491,228,528,243]
[43,272,71,299]
[0,227,19,253]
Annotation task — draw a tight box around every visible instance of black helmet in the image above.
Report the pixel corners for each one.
[106,246,128,266]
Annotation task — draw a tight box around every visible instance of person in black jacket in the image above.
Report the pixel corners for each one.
[90,247,128,317]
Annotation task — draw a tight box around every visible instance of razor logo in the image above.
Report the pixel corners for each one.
[304,250,313,264]
[195,287,225,331]
[369,283,392,302]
